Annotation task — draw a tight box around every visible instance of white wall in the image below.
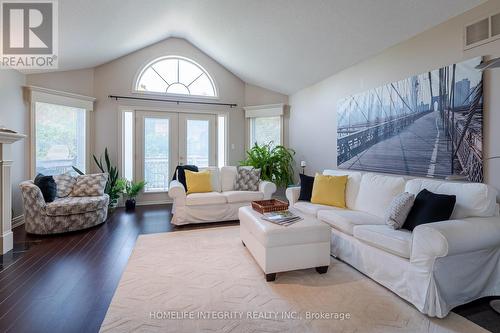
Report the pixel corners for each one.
[289,0,500,194]
[0,69,27,217]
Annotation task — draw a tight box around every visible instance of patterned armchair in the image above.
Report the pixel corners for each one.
[19,181,109,235]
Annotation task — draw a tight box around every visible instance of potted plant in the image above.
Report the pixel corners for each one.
[240,142,295,188]
[73,147,121,211]
[116,178,146,211]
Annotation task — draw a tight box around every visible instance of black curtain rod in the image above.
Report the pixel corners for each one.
[108,95,237,108]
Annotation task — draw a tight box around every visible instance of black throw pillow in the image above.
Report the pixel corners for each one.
[34,174,57,203]
[172,165,198,191]
[298,173,315,202]
[402,189,456,231]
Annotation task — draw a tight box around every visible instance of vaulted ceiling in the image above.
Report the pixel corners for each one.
[58,0,484,94]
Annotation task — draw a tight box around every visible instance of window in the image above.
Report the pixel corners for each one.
[250,116,281,147]
[135,56,217,97]
[217,115,226,167]
[27,86,94,177]
[244,104,285,148]
[144,117,170,192]
[35,102,86,175]
[122,111,134,181]
[186,119,210,167]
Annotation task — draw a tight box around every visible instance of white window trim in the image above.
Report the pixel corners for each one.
[244,103,285,149]
[132,55,219,100]
[23,86,96,178]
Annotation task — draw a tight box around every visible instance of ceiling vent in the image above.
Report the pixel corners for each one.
[464,12,500,49]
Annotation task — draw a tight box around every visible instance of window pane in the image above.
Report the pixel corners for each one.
[179,60,202,85]
[218,116,225,167]
[35,102,86,175]
[136,57,216,97]
[144,118,169,192]
[186,119,209,167]
[137,67,168,92]
[167,83,189,95]
[152,59,178,84]
[123,112,133,181]
[251,116,281,147]
[189,74,215,97]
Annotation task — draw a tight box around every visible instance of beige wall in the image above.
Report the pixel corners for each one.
[289,0,500,194]
[26,38,287,174]
[244,83,288,106]
[27,68,94,96]
[0,69,27,217]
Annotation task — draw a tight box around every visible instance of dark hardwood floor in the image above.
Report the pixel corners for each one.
[0,205,237,333]
[0,204,498,333]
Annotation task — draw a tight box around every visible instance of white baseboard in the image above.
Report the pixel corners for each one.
[12,215,24,228]
[136,200,173,206]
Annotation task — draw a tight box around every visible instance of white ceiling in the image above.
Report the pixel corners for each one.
[57,0,484,95]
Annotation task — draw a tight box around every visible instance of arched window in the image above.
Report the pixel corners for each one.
[135,56,217,97]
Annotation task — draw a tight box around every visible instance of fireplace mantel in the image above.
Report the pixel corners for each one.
[0,130,26,254]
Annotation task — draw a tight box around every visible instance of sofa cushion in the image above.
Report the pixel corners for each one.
[70,173,108,197]
[311,174,347,208]
[292,201,341,216]
[405,178,498,219]
[46,196,108,216]
[298,173,314,201]
[53,173,76,197]
[384,192,415,229]
[355,173,405,218]
[186,192,227,206]
[220,166,237,191]
[234,167,261,191]
[199,167,221,192]
[353,225,412,259]
[185,170,212,194]
[172,165,198,192]
[223,191,263,203]
[318,209,384,235]
[402,189,456,231]
[323,169,362,210]
[34,174,57,203]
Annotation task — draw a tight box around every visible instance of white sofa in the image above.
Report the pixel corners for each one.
[286,170,500,318]
[169,166,276,225]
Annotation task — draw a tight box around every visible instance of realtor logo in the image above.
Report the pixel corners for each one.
[1,0,58,69]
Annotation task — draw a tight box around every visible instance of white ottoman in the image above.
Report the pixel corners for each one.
[239,206,331,281]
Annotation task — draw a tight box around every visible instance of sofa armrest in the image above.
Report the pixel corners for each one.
[411,217,500,265]
[285,186,301,205]
[259,181,276,199]
[19,181,47,212]
[168,180,186,203]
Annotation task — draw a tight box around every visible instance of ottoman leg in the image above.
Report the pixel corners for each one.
[316,266,329,274]
[265,273,276,282]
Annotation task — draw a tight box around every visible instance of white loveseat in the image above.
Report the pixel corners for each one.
[286,170,500,318]
[169,166,276,225]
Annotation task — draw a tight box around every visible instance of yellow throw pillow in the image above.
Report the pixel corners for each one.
[185,170,212,194]
[310,174,348,208]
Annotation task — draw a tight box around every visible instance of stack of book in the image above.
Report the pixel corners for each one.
[261,210,302,226]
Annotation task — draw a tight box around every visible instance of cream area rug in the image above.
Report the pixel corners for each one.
[100,226,486,333]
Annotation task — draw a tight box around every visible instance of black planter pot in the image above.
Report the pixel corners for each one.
[125,199,136,211]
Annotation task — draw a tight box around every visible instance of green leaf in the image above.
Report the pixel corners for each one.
[72,166,85,175]
[240,142,295,187]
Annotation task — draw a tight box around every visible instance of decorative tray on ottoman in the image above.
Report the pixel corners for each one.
[251,199,289,214]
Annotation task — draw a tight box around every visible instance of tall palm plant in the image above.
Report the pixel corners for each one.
[240,143,295,187]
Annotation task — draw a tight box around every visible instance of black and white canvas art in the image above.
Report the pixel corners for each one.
[336,57,483,182]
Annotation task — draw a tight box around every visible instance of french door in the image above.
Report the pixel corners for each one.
[135,111,216,203]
